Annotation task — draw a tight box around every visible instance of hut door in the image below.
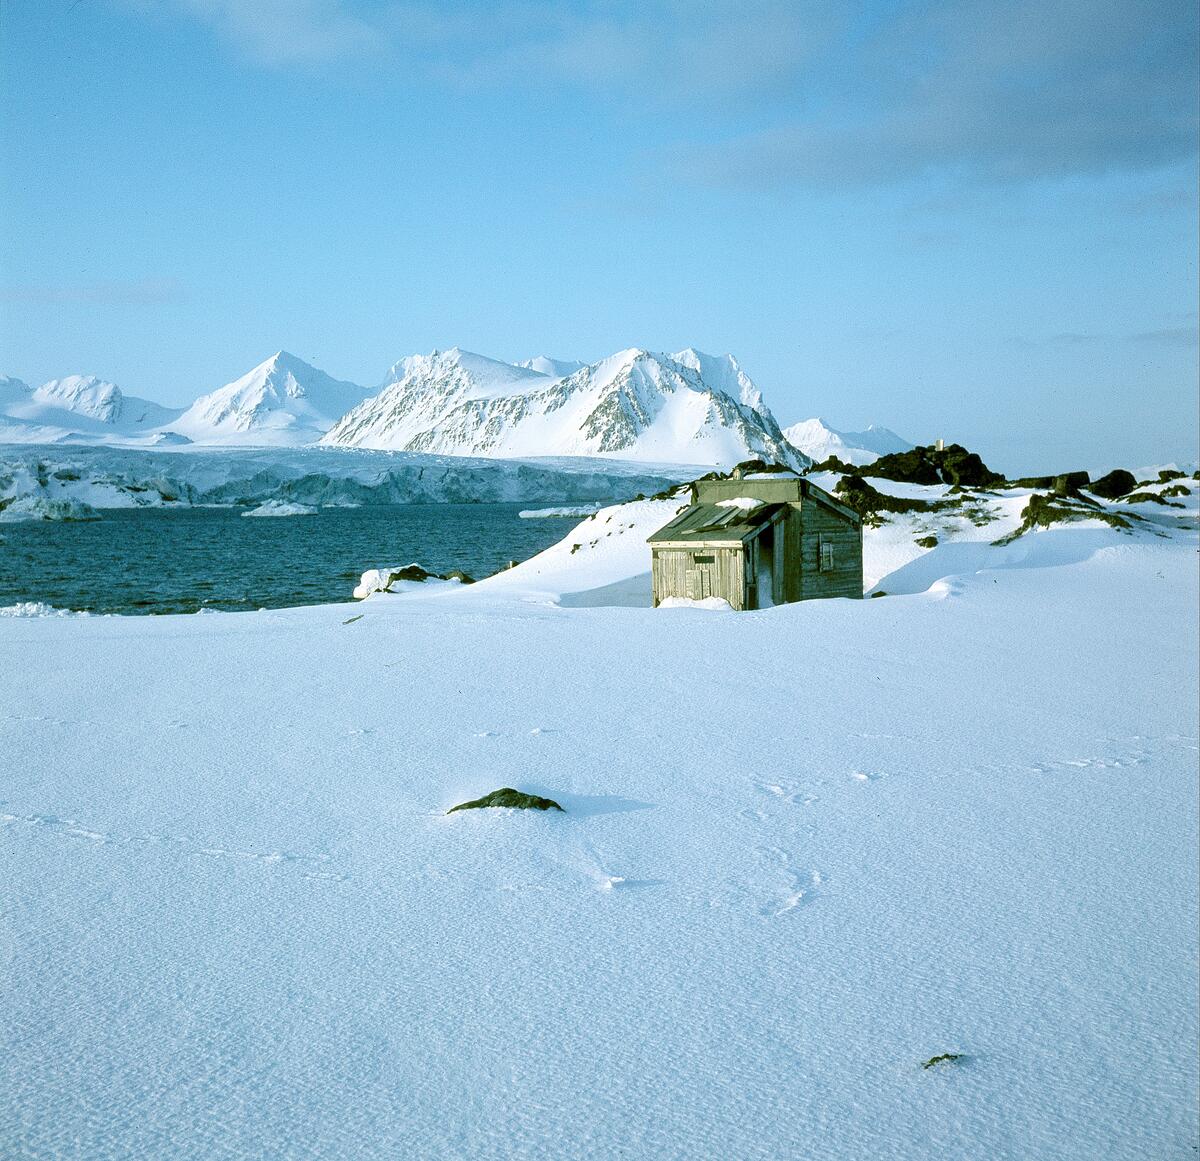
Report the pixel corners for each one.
[686,555,717,600]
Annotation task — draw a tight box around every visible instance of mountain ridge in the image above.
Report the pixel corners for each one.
[321,346,809,469]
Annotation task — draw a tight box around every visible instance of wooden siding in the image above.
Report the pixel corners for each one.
[796,497,863,600]
[652,546,745,610]
[650,477,863,609]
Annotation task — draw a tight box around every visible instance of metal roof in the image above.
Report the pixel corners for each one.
[647,502,785,546]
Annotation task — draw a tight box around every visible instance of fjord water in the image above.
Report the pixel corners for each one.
[0,504,576,615]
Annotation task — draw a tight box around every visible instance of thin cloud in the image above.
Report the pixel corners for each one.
[674,0,1199,187]
[140,0,841,98]
[0,278,190,306]
[153,0,384,66]
[1130,326,1199,347]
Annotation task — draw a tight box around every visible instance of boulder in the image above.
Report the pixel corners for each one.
[447,788,564,814]
[1052,471,1090,497]
[1087,469,1137,500]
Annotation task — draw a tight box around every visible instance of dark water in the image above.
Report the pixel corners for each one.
[0,504,579,615]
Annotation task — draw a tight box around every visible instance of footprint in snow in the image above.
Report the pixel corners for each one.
[850,770,888,783]
[757,849,823,917]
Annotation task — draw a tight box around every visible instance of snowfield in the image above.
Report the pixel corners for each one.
[1,482,1197,1159]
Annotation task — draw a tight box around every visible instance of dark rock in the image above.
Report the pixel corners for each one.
[390,564,433,583]
[730,458,797,476]
[1158,469,1186,482]
[1052,471,1090,496]
[447,788,564,814]
[443,570,475,585]
[915,535,939,548]
[921,1054,963,1070]
[1088,469,1137,499]
[1161,484,1191,498]
[834,475,934,521]
[852,443,1005,488]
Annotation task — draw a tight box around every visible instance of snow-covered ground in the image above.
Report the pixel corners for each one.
[1,479,1197,1159]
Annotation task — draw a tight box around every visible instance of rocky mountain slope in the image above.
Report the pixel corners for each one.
[322,347,809,469]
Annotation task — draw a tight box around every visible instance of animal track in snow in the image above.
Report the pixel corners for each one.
[1,808,346,883]
[758,847,823,917]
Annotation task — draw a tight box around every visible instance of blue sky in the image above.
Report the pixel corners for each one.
[2,0,1196,472]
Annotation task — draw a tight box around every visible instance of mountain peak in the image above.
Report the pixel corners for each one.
[783,418,913,466]
[34,375,125,423]
[324,344,808,469]
[172,353,367,445]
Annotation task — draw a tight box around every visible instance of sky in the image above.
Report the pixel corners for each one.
[1,0,1197,473]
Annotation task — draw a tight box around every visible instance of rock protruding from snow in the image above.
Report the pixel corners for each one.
[353,563,474,599]
[173,352,368,446]
[323,347,808,470]
[783,418,912,466]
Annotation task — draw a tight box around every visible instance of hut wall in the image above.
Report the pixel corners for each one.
[796,499,863,599]
[652,546,745,609]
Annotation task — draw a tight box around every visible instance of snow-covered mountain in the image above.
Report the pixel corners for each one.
[171,351,368,446]
[322,347,809,469]
[783,418,912,466]
[0,374,183,444]
[1,375,32,404]
[516,356,586,378]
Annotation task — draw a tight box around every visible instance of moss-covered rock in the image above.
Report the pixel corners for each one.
[1161,484,1191,498]
[834,475,935,522]
[1158,469,1186,483]
[447,788,564,814]
[993,492,1132,545]
[810,444,1003,488]
[1123,491,1179,506]
[1052,471,1091,496]
[868,444,1004,487]
[1088,469,1137,500]
[921,1054,963,1070]
[915,535,939,548]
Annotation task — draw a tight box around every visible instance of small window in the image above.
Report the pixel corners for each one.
[819,542,835,571]
[694,554,715,564]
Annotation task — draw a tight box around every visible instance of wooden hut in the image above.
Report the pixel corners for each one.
[647,471,863,610]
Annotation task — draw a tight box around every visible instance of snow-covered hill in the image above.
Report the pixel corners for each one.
[2,474,1195,1159]
[783,418,912,466]
[171,352,368,446]
[322,347,808,469]
[0,374,183,444]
